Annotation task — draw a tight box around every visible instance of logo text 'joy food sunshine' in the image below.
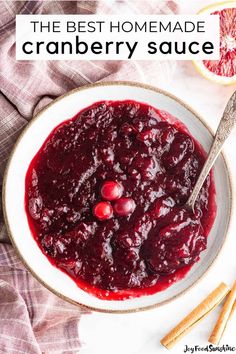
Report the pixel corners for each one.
[183,344,236,353]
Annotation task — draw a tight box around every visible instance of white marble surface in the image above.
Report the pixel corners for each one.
[79,2,236,353]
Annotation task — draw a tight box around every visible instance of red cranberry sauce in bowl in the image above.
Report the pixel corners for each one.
[25,100,216,300]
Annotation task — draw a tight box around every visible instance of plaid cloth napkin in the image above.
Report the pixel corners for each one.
[0,1,178,353]
[0,243,86,354]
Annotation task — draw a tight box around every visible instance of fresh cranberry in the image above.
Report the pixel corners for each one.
[100,181,123,201]
[113,197,136,216]
[93,202,113,221]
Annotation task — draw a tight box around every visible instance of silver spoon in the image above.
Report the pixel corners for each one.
[186,90,236,212]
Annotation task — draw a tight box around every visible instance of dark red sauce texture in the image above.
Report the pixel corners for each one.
[25,100,216,300]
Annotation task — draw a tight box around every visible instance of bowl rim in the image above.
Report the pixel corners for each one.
[2,80,234,313]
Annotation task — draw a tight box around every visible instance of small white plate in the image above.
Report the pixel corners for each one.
[3,81,233,313]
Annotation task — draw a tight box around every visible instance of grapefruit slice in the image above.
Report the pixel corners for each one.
[193,1,236,85]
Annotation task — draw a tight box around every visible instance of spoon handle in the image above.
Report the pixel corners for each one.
[186,91,236,210]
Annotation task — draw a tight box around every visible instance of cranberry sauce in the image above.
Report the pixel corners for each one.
[25,100,216,300]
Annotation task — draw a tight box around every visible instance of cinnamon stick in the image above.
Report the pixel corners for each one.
[208,281,236,345]
[161,282,229,349]
[229,300,236,321]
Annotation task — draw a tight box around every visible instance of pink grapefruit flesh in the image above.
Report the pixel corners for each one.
[203,7,236,77]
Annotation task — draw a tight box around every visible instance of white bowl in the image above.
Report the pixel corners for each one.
[3,81,232,313]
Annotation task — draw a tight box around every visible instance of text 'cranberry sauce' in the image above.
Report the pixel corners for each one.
[25,100,216,300]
